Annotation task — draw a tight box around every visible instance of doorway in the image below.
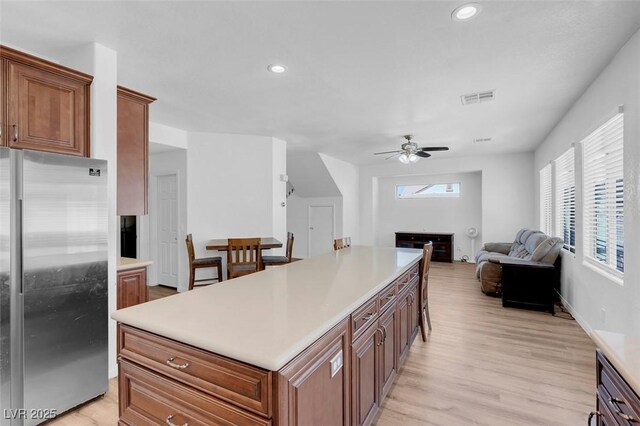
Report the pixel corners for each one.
[157,174,178,287]
[308,205,334,257]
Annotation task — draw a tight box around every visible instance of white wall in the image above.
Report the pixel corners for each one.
[286,193,343,258]
[186,133,286,279]
[139,149,188,291]
[376,172,482,260]
[319,153,360,243]
[149,122,188,150]
[62,43,119,378]
[534,29,640,336]
[360,152,534,248]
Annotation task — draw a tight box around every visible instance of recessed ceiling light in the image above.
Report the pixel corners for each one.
[267,64,287,73]
[452,3,481,21]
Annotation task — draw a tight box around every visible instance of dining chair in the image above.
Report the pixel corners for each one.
[419,242,434,341]
[227,238,262,279]
[333,237,351,251]
[186,234,223,291]
[262,232,294,268]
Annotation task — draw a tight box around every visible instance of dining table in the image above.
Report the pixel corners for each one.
[205,237,283,251]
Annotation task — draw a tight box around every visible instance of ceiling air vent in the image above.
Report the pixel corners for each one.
[461,90,495,105]
[473,137,492,143]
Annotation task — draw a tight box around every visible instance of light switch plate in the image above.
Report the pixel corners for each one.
[330,350,343,377]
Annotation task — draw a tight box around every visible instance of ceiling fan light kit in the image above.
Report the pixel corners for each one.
[373,135,449,164]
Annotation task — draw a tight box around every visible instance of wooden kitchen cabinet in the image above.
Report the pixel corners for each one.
[277,319,350,426]
[117,86,155,216]
[378,304,398,400]
[351,320,380,426]
[0,45,92,156]
[398,279,419,365]
[117,267,148,309]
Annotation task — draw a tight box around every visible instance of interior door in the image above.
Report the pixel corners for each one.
[157,174,178,287]
[309,205,334,257]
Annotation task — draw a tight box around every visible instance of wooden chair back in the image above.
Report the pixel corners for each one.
[228,238,262,278]
[419,242,434,339]
[421,242,434,282]
[333,237,351,251]
[286,232,295,261]
[185,234,196,264]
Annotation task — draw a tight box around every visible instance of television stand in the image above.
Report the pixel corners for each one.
[395,232,454,262]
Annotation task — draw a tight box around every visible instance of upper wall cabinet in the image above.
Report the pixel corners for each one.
[117,86,155,216]
[0,45,93,157]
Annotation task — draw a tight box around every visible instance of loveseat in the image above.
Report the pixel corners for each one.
[475,229,563,295]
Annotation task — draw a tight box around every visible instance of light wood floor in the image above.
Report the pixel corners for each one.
[376,262,595,426]
[48,262,595,425]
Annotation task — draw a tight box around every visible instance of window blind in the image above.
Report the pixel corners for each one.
[582,112,624,276]
[555,147,575,253]
[539,164,552,236]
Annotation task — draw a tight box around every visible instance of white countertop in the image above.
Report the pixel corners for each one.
[112,246,422,371]
[592,329,640,396]
[117,257,153,271]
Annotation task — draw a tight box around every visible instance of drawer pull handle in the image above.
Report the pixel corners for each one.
[381,325,387,342]
[166,415,188,426]
[362,313,375,321]
[608,397,638,422]
[386,294,395,301]
[12,125,18,142]
[166,357,190,370]
[588,411,601,425]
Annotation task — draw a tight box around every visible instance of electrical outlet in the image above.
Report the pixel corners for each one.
[330,350,343,377]
[600,308,606,325]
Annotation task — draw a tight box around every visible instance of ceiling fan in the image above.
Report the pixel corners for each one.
[374,135,449,163]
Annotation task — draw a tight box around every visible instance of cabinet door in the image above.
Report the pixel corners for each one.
[278,319,349,425]
[397,291,410,364]
[378,306,397,400]
[117,87,154,216]
[117,267,147,309]
[352,322,380,426]
[7,60,89,156]
[409,284,420,341]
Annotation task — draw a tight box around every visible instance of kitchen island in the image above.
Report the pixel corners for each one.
[112,246,423,426]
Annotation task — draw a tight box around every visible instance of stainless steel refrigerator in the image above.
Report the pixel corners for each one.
[0,147,108,425]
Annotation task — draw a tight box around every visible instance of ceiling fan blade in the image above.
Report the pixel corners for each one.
[415,151,431,158]
[374,150,401,155]
[418,146,449,152]
[385,153,401,160]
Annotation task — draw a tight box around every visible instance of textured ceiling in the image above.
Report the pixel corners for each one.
[2,1,639,164]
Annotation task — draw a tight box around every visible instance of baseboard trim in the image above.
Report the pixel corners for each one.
[556,291,592,335]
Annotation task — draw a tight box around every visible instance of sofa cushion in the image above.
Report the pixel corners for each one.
[530,237,563,263]
[524,232,547,258]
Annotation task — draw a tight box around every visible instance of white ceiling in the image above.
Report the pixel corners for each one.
[2,1,640,165]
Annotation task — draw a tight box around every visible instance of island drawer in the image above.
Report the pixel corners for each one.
[351,298,378,341]
[378,283,397,313]
[596,349,640,423]
[119,359,271,426]
[118,325,272,417]
[396,272,412,294]
[408,264,420,281]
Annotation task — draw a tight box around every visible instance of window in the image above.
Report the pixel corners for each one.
[396,183,460,199]
[539,164,552,235]
[582,111,624,277]
[555,148,575,253]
